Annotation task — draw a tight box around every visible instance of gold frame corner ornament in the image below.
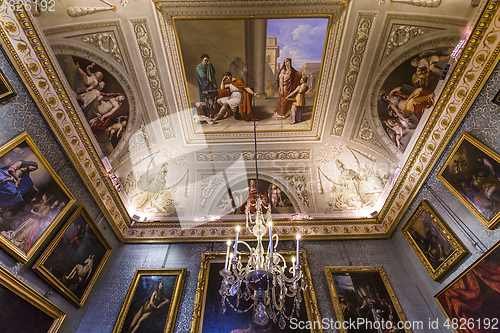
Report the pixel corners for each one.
[190,250,323,333]
[401,200,467,280]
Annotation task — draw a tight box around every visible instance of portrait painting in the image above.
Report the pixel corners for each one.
[214,178,297,216]
[0,67,15,105]
[32,205,112,307]
[401,200,467,280]
[435,240,500,332]
[190,251,322,333]
[174,17,329,132]
[113,268,186,333]
[437,132,500,229]
[324,266,412,333]
[377,48,450,152]
[55,55,130,156]
[0,132,75,264]
[0,265,65,333]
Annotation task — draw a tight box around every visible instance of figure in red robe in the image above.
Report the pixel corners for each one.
[212,72,259,122]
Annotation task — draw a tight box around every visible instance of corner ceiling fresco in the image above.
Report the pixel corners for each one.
[1,0,496,241]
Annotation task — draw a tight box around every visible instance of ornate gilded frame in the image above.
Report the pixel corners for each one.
[112,268,186,333]
[0,132,75,264]
[32,205,112,307]
[324,266,412,333]
[437,132,500,229]
[0,66,15,104]
[0,265,65,333]
[402,200,467,280]
[190,250,323,332]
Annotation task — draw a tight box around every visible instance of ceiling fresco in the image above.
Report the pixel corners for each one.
[0,0,497,242]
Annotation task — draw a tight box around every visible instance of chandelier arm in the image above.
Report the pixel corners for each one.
[235,240,253,253]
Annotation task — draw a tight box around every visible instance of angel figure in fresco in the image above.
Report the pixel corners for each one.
[106,115,129,140]
[127,282,170,333]
[411,54,450,87]
[75,62,103,92]
[384,119,411,149]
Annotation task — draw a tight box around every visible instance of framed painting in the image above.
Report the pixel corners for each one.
[190,250,322,333]
[0,265,65,333]
[0,132,75,264]
[492,88,500,106]
[112,268,186,333]
[324,266,412,333]
[32,205,112,307]
[0,67,15,104]
[435,240,500,332]
[437,132,500,229]
[401,200,467,281]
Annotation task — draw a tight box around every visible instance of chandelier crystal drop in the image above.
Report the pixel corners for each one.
[219,195,307,329]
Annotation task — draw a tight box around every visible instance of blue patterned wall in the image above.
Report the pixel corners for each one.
[0,50,121,332]
[391,59,500,332]
[79,239,434,333]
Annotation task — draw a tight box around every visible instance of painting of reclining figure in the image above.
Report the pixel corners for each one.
[175,17,329,131]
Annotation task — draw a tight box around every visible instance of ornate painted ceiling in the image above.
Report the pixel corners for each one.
[1,0,498,242]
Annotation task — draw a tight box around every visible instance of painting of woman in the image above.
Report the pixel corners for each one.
[273,58,302,119]
[0,160,38,212]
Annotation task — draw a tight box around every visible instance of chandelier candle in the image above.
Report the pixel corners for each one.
[233,225,240,259]
[269,221,273,263]
[296,234,301,268]
[225,240,231,270]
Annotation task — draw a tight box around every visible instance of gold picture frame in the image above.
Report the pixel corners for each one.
[437,132,500,229]
[190,250,323,333]
[0,265,65,332]
[0,132,75,264]
[435,240,500,332]
[112,268,186,333]
[324,266,412,333]
[0,67,15,105]
[32,206,112,307]
[402,200,467,280]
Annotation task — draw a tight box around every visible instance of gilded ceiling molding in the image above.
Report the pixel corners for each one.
[331,13,376,136]
[0,6,129,239]
[50,43,138,163]
[383,25,438,60]
[195,149,311,162]
[130,19,175,141]
[380,1,500,234]
[74,31,125,67]
[155,0,347,144]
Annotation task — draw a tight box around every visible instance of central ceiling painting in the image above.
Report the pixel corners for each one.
[174,17,329,133]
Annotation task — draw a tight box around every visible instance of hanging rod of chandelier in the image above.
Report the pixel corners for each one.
[219,194,306,329]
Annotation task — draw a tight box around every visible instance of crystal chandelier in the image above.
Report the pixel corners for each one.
[219,105,307,329]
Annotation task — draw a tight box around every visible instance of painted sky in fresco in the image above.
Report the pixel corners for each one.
[267,18,328,69]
